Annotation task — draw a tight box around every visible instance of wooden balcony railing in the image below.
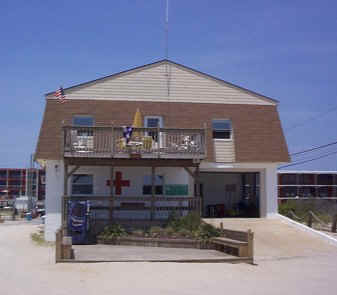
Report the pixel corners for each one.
[63,126,206,160]
[62,195,201,224]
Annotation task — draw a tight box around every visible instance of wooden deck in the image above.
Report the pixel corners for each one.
[62,126,206,160]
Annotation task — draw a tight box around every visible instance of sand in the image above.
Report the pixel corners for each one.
[1,221,337,295]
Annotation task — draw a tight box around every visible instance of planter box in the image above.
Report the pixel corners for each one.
[97,236,212,250]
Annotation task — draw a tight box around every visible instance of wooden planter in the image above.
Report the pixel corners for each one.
[97,236,211,250]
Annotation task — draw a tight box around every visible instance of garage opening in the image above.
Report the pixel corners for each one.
[200,172,260,218]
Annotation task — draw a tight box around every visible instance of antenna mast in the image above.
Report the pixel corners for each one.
[165,0,169,59]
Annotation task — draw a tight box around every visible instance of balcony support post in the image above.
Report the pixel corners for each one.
[109,166,114,222]
[150,166,156,221]
[195,164,202,216]
[63,161,68,236]
[111,123,114,157]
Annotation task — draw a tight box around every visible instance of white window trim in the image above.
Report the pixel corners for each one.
[144,116,163,128]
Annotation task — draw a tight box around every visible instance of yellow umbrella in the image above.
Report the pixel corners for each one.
[132,108,143,128]
[132,108,143,139]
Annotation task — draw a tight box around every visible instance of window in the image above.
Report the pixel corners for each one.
[299,187,316,198]
[73,115,94,136]
[318,187,331,198]
[72,116,94,126]
[143,175,164,195]
[144,116,163,142]
[317,174,333,185]
[299,174,314,185]
[144,116,163,128]
[71,174,93,195]
[212,119,232,139]
[279,187,297,198]
[279,174,297,185]
[9,170,21,179]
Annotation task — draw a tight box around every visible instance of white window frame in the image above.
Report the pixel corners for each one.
[212,119,233,141]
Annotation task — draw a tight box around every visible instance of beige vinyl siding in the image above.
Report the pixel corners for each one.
[47,63,274,106]
[214,140,236,163]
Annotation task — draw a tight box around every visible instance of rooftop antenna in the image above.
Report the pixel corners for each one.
[165,0,169,59]
[165,0,171,96]
[164,0,172,123]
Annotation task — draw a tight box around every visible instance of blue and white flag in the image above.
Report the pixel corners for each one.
[123,126,133,143]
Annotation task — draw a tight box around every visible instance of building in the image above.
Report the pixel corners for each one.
[278,171,337,199]
[0,168,46,204]
[35,60,289,241]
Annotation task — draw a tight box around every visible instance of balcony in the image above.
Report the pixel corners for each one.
[63,126,206,160]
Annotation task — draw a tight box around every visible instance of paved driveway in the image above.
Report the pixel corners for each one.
[1,221,337,295]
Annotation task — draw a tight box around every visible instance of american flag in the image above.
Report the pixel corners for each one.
[55,86,66,103]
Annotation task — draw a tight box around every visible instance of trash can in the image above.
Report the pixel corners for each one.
[25,212,32,221]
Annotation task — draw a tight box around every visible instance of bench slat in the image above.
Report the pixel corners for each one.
[211,237,248,246]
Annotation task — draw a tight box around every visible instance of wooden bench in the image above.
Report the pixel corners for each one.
[210,226,254,261]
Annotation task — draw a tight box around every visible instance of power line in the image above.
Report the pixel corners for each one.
[279,150,337,169]
[290,140,337,156]
[285,105,337,133]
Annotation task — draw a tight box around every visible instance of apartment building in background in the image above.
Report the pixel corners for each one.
[0,168,46,202]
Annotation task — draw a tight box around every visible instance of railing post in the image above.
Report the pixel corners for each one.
[203,122,207,157]
[157,126,161,158]
[331,214,337,233]
[150,166,156,221]
[109,166,114,223]
[111,123,114,157]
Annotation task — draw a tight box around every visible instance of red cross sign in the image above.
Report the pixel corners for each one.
[106,171,130,195]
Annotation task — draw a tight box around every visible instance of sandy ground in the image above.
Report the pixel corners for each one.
[1,221,337,295]
[204,217,337,260]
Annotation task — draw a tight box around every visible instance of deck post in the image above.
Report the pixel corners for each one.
[109,166,114,223]
[63,162,68,236]
[111,122,114,157]
[151,166,156,221]
[195,164,201,216]
[157,125,161,158]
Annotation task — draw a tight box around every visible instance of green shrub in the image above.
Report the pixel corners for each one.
[30,231,54,247]
[177,228,192,238]
[166,211,182,231]
[167,212,201,231]
[180,212,202,231]
[279,199,335,224]
[132,229,144,237]
[279,200,297,217]
[194,223,221,240]
[149,226,163,237]
[163,226,175,237]
[98,224,127,240]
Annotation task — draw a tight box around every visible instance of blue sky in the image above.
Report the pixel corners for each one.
[1,0,337,170]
